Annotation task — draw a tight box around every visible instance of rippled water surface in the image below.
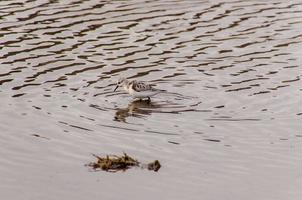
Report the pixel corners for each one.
[1,0,302,199]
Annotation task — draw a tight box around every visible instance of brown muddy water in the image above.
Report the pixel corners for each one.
[0,0,302,199]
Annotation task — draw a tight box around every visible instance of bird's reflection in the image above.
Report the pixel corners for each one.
[114,99,161,122]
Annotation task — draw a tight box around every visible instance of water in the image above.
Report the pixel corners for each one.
[0,0,302,199]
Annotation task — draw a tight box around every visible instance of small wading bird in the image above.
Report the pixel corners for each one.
[114,78,165,101]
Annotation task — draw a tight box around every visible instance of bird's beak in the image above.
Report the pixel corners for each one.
[114,85,119,92]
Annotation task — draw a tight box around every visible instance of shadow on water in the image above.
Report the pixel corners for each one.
[113,95,210,123]
[114,99,160,122]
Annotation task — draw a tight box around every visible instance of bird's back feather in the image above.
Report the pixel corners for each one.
[131,80,154,92]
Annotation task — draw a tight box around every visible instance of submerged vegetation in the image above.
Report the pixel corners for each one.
[87,153,161,172]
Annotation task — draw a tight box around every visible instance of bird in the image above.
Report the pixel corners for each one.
[114,77,165,101]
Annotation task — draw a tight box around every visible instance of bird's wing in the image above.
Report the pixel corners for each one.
[131,80,153,92]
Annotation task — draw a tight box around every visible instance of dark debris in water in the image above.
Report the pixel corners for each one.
[31,134,50,140]
[168,141,180,145]
[146,160,161,172]
[87,153,161,172]
[204,138,221,143]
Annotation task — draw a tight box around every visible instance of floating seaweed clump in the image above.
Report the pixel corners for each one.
[87,153,161,172]
[146,160,161,172]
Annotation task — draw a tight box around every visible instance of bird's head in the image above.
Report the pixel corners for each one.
[114,77,127,92]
